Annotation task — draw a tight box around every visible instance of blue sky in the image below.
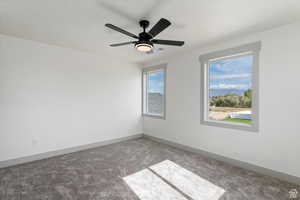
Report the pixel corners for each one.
[148,71,164,94]
[147,55,252,94]
[209,55,253,91]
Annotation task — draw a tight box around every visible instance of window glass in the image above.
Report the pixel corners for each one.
[208,55,253,125]
[147,71,164,115]
[143,66,166,118]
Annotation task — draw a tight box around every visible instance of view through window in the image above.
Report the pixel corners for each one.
[143,66,166,118]
[200,42,261,131]
[208,54,253,125]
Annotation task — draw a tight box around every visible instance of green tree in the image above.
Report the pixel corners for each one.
[244,89,252,99]
[209,89,252,108]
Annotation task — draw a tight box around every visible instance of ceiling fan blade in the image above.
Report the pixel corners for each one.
[105,24,139,39]
[148,18,171,38]
[152,39,184,46]
[110,41,136,47]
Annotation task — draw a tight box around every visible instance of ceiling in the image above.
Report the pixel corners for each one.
[1,0,300,63]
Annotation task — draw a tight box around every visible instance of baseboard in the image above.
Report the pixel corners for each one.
[144,134,300,186]
[0,133,143,169]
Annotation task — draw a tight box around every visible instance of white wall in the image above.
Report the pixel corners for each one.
[143,22,300,178]
[0,34,143,162]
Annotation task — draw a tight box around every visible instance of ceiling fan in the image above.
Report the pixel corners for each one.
[105,18,184,53]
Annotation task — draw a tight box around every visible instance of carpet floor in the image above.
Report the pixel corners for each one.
[0,137,299,200]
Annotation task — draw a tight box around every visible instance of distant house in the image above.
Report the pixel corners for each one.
[148,93,164,114]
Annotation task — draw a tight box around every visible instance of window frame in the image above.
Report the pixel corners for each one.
[199,42,261,132]
[142,64,167,119]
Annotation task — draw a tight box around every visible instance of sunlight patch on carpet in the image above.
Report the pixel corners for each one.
[150,160,225,200]
[123,169,187,200]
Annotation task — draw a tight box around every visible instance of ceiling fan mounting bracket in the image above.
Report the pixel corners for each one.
[139,20,150,29]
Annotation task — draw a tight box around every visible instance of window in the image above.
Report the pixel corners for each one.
[199,42,261,131]
[142,64,166,119]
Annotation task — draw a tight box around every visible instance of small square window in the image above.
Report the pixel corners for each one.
[142,64,167,119]
[200,42,261,131]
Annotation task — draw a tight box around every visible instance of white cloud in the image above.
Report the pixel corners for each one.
[149,80,164,93]
[210,73,251,80]
[210,84,250,90]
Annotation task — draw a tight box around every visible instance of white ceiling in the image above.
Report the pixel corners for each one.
[1,0,300,63]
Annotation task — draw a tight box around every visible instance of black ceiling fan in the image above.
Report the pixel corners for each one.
[105,18,184,52]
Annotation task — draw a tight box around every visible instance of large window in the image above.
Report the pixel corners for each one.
[200,42,261,131]
[142,64,166,119]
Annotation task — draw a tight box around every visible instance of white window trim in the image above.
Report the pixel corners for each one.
[142,64,167,119]
[199,42,261,132]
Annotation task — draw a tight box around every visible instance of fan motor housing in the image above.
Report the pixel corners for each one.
[138,32,152,42]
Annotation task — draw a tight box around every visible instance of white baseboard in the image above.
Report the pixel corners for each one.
[0,133,143,169]
[144,134,300,186]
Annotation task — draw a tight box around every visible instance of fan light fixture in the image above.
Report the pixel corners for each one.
[135,43,153,52]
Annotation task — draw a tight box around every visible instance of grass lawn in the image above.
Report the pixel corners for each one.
[224,118,252,124]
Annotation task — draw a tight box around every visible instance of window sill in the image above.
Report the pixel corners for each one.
[200,119,258,132]
[143,114,165,120]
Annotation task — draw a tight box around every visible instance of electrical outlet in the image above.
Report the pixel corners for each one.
[32,139,38,147]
